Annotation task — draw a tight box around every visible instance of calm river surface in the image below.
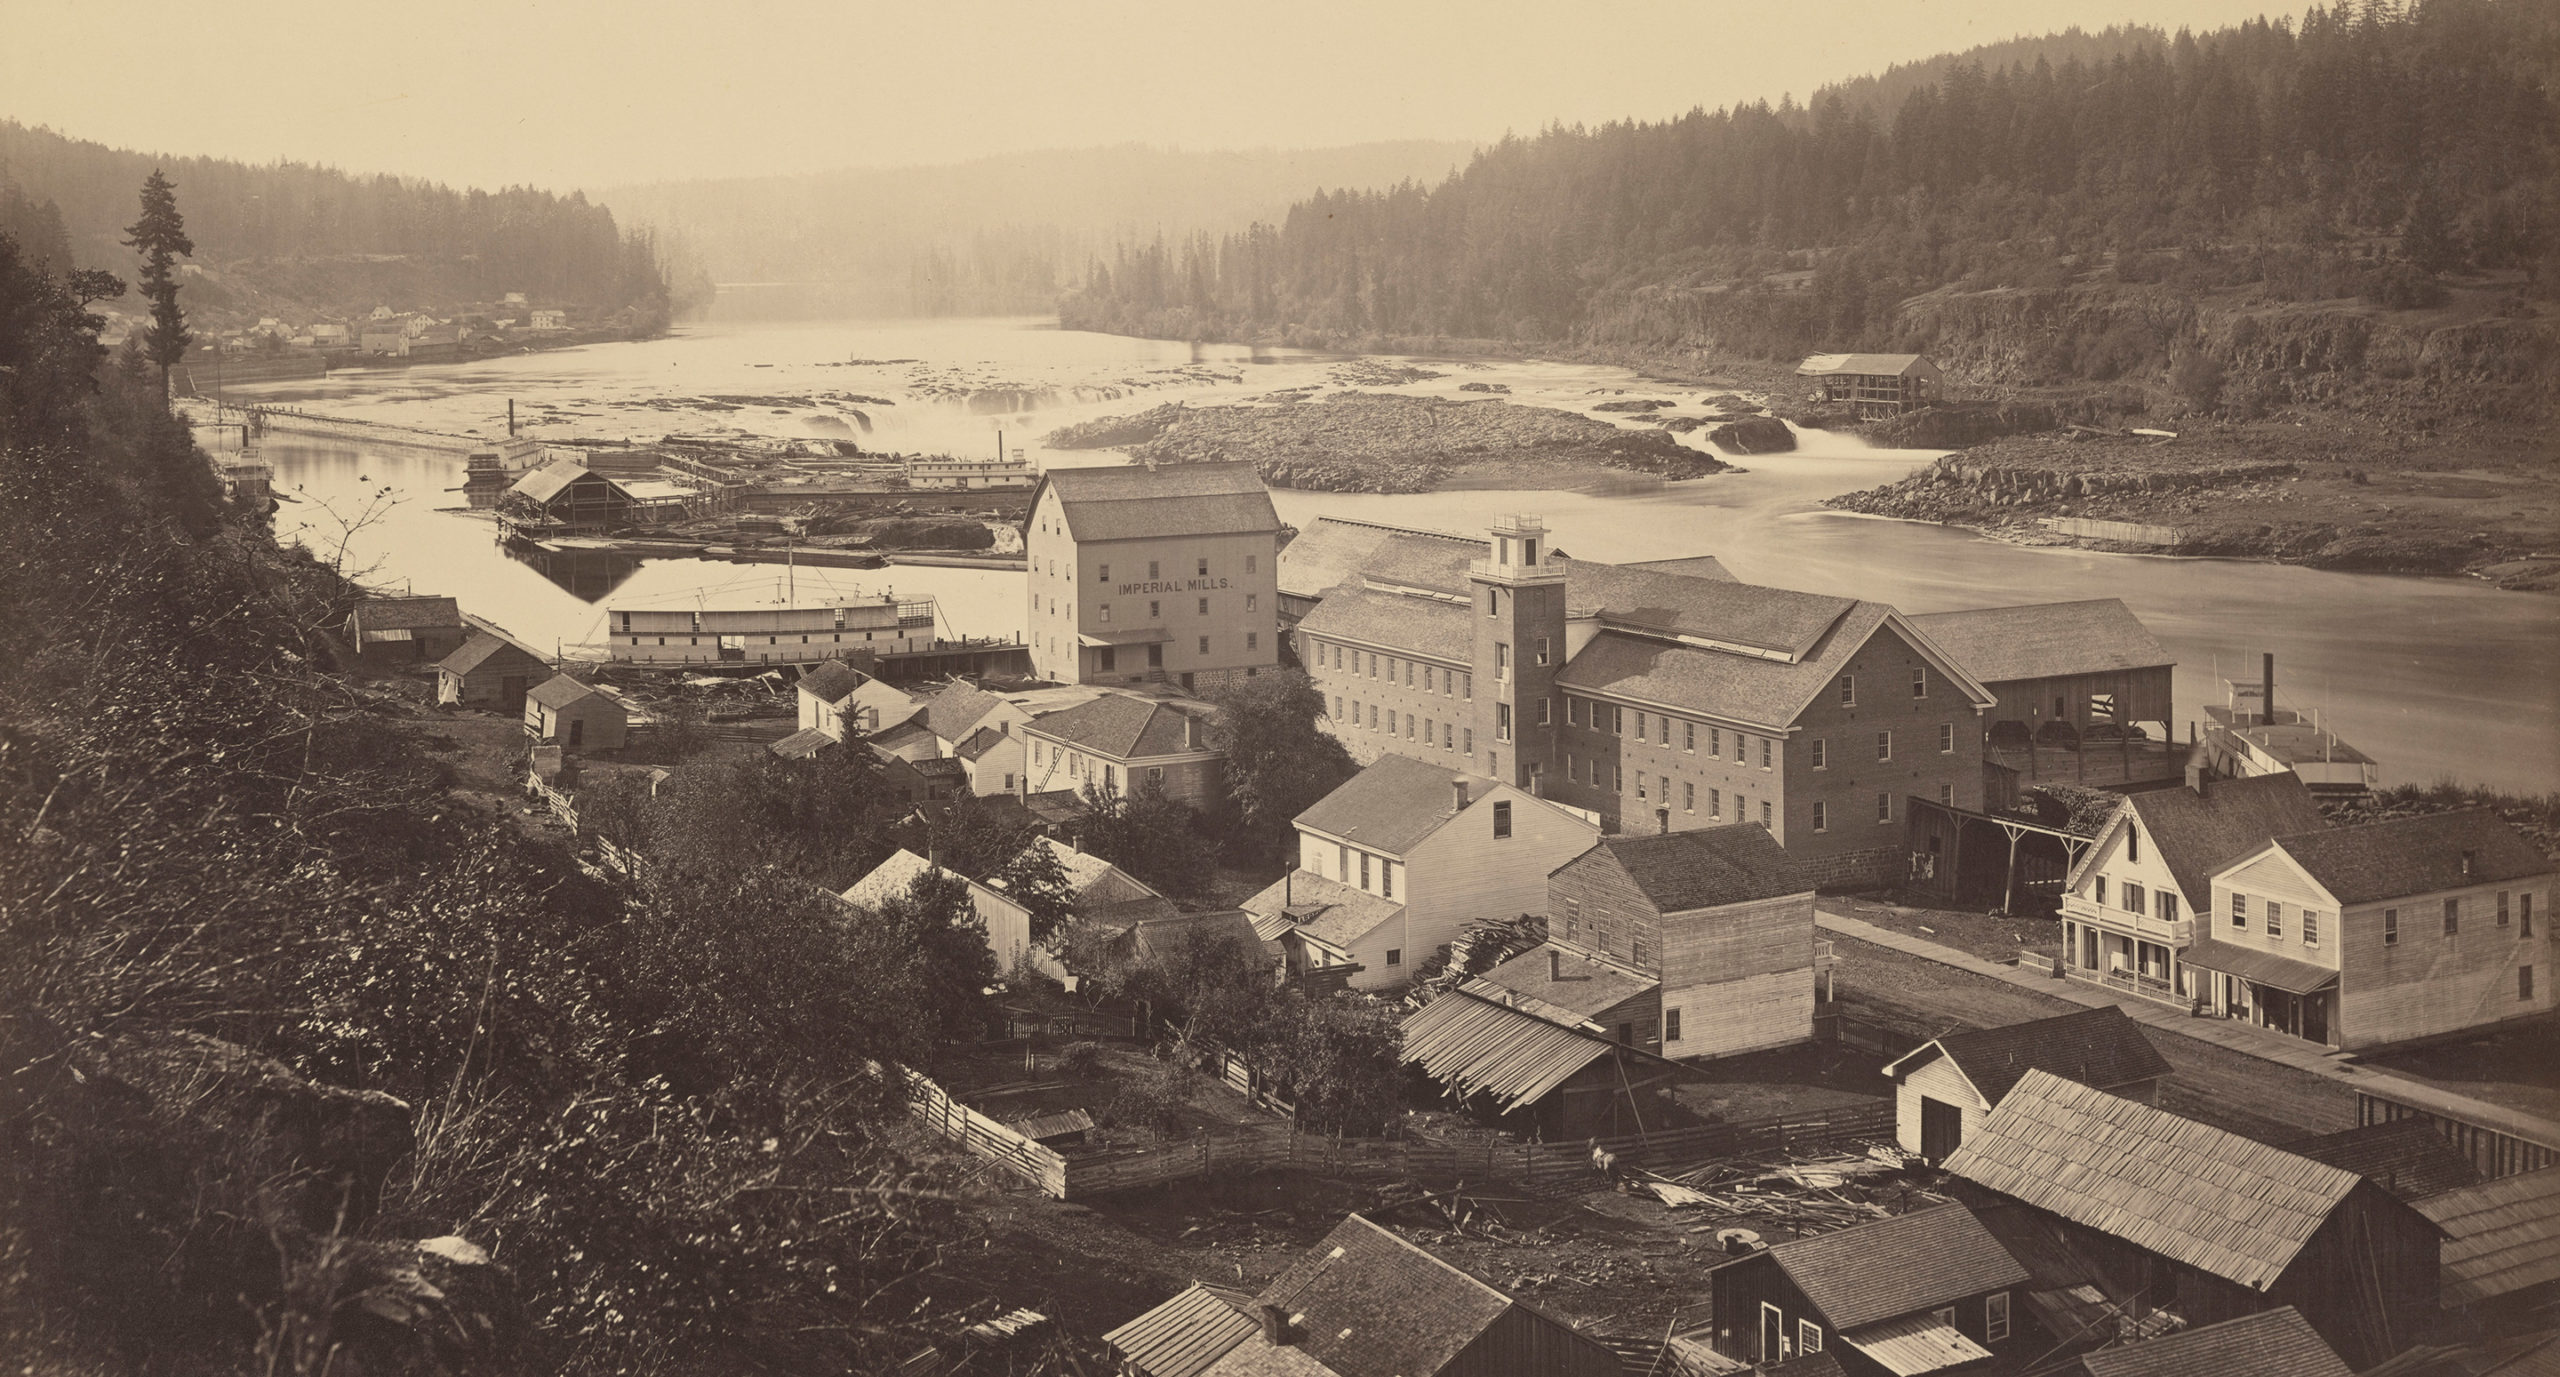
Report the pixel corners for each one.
[233,317,2559,793]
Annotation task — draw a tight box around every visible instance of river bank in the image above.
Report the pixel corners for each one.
[1043,390,1731,492]
[1822,415,2560,591]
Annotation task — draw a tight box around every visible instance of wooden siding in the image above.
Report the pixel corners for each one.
[2339,878,2553,1049]
[1660,894,1819,1058]
[1547,846,1664,969]
[1444,1304,1624,1377]
[1666,966,1813,1059]
[1405,790,1601,972]
[1978,665,2173,731]
[1895,1055,1989,1157]
[1025,486,1280,685]
[2212,850,2344,973]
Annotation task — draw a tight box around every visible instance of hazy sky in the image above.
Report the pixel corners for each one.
[5,0,2294,191]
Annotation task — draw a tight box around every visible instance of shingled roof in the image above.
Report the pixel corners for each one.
[1252,1216,1514,1377]
[2286,1119,2483,1203]
[2070,773,2330,907]
[922,682,1007,744]
[1750,1203,2029,1332]
[1028,693,1214,761]
[1240,870,1402,950]
[1278,517,1478,602]
[2070,1307,2352,1377]
[1572,823,1810,915]
[1035,461,1281,543]
[1885,1006,2171,1107]
[1906,600,2171,684]
[1942,1069,2364,1291]
[349,595,461,632]
[1797,353,1943,379]
[526,673,603,709]
[1103,1282,1259,1377]
[1477,942,1657,1020]
[2265,810,2553,905]
[1555,604,1992,731]
[1293,755,1510,856]
[2419,1163,2560,1306]
[435,628,544,675]
[798,659,867,705]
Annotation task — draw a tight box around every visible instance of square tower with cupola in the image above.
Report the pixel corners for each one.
[1468,516,1568,790]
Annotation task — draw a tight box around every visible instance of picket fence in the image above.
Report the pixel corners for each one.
[905,1066,1895,1202]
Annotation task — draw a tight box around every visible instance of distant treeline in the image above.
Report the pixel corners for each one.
[1063,2,2559,368]
[0,120,675,324]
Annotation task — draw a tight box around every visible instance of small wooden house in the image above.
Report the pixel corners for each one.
[1106,1214,1621,1377]
[839,848,1035,974]
[345,596,466,664]
[1702,1203,2036,1375]
[1881,1006,2170,1161]
[2062,1306,2351,1377]
[1795,353,1945,418]
[523,674,627,753]
[435,630,549,710]
[1941,1069,2443,1370]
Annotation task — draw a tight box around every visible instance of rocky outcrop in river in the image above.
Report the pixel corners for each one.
[1045,393,1727,492]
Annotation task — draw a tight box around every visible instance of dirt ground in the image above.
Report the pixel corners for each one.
[1825,895,2065,965]
[2363,1018,2560,1122]
[1825,934,2358,1144]
[1669,1040,1896,1122]
[937,1041,1271,1150]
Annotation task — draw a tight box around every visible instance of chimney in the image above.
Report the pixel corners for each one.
[2185,756,2207,794]
[1452,778,1470,812]
[2463,849,2477,881]
[1549,948,1563,983]
[2262,652,2276,727]
[1260,1305,1290,1346]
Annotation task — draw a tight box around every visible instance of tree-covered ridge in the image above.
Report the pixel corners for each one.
[1064,1,2559,365]
[0,121,670,323]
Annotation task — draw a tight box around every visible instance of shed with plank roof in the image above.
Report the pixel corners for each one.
[1702,1203,2037,1377]
[1881,1006,2169,1161]
[523,674,627,753]
[435,628,549,709]
[1941,1068,2442,1370]
[2062,1305,2352,1377]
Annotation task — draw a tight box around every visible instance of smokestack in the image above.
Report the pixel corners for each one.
[1260,1305,1290,1346]
[2262,652,2276,726]
[996,428,1004,462]
[1452,778,1469,812]
[507,398,515,436]
[1550,948,1563,983]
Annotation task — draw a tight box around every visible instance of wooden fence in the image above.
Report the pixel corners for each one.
[525,773,579,830]
[904,1063,1896,1202]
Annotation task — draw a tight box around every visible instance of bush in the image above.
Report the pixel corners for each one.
[1110,1059,1202,1139]
[2170,350,2226,412]
[1053,1041,1105,1080]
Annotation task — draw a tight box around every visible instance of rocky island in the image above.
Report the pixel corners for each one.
[1043,391,1729,492]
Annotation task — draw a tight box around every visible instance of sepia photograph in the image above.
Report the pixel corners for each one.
[0,1,2553,1372]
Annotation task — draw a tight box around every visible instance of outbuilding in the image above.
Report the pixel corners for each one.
[1880,1006,2169,1161]
[345,596,466,664]
[1701,1203,2036,1375]
[435,629,549,709]
[523,674,627,753]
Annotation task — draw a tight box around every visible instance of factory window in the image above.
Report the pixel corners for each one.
[1359,853,1371,889]
[2303,910,2320,947]
[1710,788,1721,819]
[1635,773,1648,801]
[1609,704,1624,735]
[1568,697,1584,727]
[1537,636,1551,666]
[1338,843,1349,878]
[1099,604,1111,623]
[1877,731,1893,762]
[1940,782,1954,805]
[1812,801,1827,833]
[1385,948,1401,967]
[2268,902,2284,938]
[1197,597,1209,615]
[2499,892,2512,927]
[1761,800,1772,828]
[1151,600,1161,617]
[1097,564,1109,581]
[1838,674,1855,706]
[1684,782,1695,812]
[1684,722,1695,752]
[1940,723,1955,753]
[2445,897,2461,935]
[1246,554,1257,573]
[1148,560,1159,579]
[1497,702,1513,742]
[1245,594,1258,612]
[1665,1009,1682,1042]
[1368,703,1378,729]
[1199,635,1211,655]
[2524,966,2536,1001]
[1381,862,1393,899]
[1247,631,1260,651]
[1734,733,1747,762]
[1634,710,1645,738]
[1443,721,1454,749]
[1661,717,1672,746]
[1426,717,1436,746]
[1405,660,1415,686]
[1710,728,1722,756]
[2525,894,2536,937]
[1493,802,1513,838]
[2384,908,2399,945]
[1495,643,1511,681]
[1538,697,1552,726]
[1463,727,1473,754]
[1913,667,1928,699]
[1196,557,1208,577]
[1760,737,1771,768]
[1332,695,1343,719]
[1462,674,1472,700]
[1368,653,1378,678]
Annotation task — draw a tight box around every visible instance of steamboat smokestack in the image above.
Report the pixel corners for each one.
[2262,652,2276,726]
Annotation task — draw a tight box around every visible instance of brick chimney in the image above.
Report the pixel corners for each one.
[2186,755,2207,793]
[1549,948,1563,983]
[1260,1304,1290,1345]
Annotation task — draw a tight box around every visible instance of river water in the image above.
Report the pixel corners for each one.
[231,317,2559,793]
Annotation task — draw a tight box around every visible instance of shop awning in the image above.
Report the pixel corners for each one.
[1077,627,1175,647]
[2182,938,2339,995]
[1841,1314,1994,1377]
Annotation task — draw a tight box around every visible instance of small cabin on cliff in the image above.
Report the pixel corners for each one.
[1796,353,1944,418]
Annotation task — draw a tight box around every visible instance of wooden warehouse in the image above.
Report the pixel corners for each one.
[1795,353,1945,418]
[435,629,549,710]
[1942,1069,2443,1370]
[1906,599,2178,790]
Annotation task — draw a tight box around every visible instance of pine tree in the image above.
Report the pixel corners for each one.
[122,170,194,391]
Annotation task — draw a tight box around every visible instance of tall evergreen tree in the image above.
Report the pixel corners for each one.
[121,169,193,390]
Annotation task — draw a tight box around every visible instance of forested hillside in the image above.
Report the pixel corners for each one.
[1062,2,2559,403]
[0,121,675,327]
[602,139,1477,319]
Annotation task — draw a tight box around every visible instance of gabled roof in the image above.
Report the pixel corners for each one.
[1477,942,1657,1020]
[1564,560,1852,658]
[1240,870,1403,950]
[1756,1204,2030,1331]
[526,673,603,709]
[1883,1006,2170,1107]
[1028,693,1213,762]
[1295,547,1747,664]
[1556,606,1992,731]
[798,659,867,705]
[1034,461,1281,543]
[1797,353,1943,380]
[1253,1214,1525,1377]
[1568,824,1810,915]
[350,595,461,631]
[1125,911,1271,969]
[2287,1119,2483,1203]
[2264,810,2553,905]
[867,717,939,755]
[839,849,941,911]
[2071,1306,2352,1377]
[510,455,620,505]
[1031,836,1164,907]
[923,682,1007,743]
[1942,1069,2365,1291]
[1906,600,2171,684]
[435,628,545,675]
[2069,773,2330,906]
[767,726,841,759]
[1614,554,1736,581]
[1104,1282,1259,1377]
[955,725,1013,763]
[1278,517,1479,602]
[1292,755,1508,857]
[1401,986,1620,1111]
[2417,1163,2560,1306]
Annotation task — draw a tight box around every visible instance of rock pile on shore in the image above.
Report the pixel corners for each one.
[1832,454,2303,519]
[1045,393,1727,493]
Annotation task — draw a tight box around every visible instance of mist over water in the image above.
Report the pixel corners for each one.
[239,318,2558,793]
